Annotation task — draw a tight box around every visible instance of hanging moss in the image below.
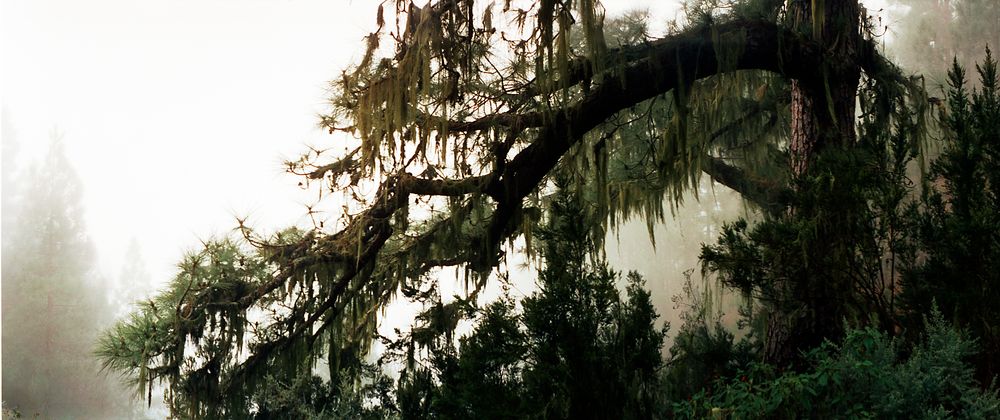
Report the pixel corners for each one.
[97,1,939,416]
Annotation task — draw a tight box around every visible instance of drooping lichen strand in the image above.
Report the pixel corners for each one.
[96,2,939,416]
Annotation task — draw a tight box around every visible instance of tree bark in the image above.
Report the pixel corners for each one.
[764,0,863,366]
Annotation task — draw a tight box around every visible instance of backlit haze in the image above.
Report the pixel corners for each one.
[1,0,896,415]
[1,0,695,299]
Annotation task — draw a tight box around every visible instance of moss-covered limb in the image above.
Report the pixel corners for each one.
[467,21,818,260]
[221,169,484,334]
[414,109,546,133]
[487,19,819,196]
[102,15,890,415]
[95,239,278,413]
[304,147,359,180]
[515,32,711,99]
[858,38,911,90]
[689,97,790,213]
[234,19,811,330]
[397,172,494,197]
[220,287,341,396]
[706,99,781,145]
[402,20,820,137]
[379,207,482,274]
[206,177,487,389]
[218,203,490,399]
[702,154,792,214]
[241,19,827,333]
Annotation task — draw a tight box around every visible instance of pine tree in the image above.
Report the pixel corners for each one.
[2,138,134,418]
[98,0,930,410]
[902,49,1000,382]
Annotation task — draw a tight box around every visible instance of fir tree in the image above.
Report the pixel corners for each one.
[903,49,1000,382]
[2,138,136,418]
[98,0,931,410]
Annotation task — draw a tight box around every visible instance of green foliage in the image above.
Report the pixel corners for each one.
[252,365,396,420]
[671,311,1000,418]
[95,236,274,417]
[96,0,1000,415]
[388,187,667,419]
[902,49,1000,381]
[394,299,528,419]
[695,59,928,360]
[660,274,758,403]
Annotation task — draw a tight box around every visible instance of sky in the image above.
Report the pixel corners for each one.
[0,0,691,290]
[0,0,694,345]
[3,0,379,286]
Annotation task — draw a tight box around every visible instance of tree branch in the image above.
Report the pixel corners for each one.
[258,19,824,306]
[701,155,792,215]
[475,20,821,263]
[220,18,826,386]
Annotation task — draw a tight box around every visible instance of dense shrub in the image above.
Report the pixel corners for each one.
[671,311,1000,418]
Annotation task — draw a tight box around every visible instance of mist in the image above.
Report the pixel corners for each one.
[2,1,369,415]
[2,0,998,417]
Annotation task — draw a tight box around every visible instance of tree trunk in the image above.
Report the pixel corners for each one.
[763,0,863,366]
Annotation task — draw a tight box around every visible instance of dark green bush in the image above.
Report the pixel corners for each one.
[671,311,1000,419]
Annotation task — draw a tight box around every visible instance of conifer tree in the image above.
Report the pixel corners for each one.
[98,0,930,410]
[902,50,1000,382]
[2,138,135,418]
[390,185,665,419]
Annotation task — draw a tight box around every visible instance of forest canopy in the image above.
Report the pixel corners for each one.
[95,0,1000,417]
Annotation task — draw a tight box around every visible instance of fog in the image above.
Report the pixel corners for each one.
[2,1,379,416]
[1,0,988,417]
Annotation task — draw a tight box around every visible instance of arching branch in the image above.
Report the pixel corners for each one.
[229,19,817,344]
[241,18,828,343]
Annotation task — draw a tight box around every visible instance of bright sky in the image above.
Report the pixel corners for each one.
[3,0,378,286]
[1,0,685,296]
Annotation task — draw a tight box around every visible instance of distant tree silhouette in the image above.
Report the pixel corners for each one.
[2,136,137,418]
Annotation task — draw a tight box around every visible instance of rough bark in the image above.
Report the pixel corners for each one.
[789,79,818,176]
[765,0,864,366]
